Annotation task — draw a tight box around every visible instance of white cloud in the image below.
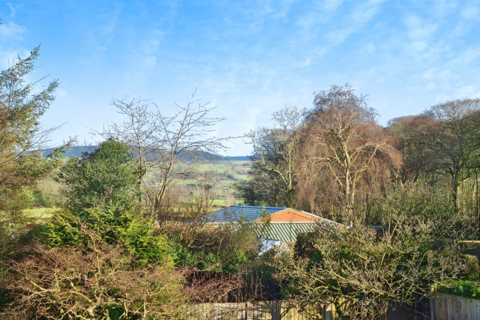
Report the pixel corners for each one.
[456,85,480,99]
[431,0,458,16]
[143,56,157,67]
[450,49,480,64]
[325,0,387,45]
[144,39,160,54]
[6,3,23,17]
[57,89,67,98]
[272,0,299,18]
[422,68,437,80]
[0,21,26,39]
[361,43,376,54]
[0,49,29,69]
[434,93,451,103]
[322,0,344,12]
[462,5,480,20]
[405,15,438,41]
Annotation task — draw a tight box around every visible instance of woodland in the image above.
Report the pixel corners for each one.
[2,45,480,319]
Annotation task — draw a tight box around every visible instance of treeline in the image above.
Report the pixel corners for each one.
[237,84,480,225]
[2,45,480,319]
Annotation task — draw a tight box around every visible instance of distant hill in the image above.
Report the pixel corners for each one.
[40,146,99,158]
[40,146,251,162]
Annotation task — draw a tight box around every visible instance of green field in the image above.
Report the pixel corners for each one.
[179,160,251,206]
[33,159,251,211]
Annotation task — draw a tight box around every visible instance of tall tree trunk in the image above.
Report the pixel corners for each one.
[452,180,459,213]
[285,189,296,208]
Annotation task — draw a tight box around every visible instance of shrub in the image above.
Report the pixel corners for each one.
[270,210,476,319]
[368,180,455,225]
[56,139,141,215]
[2,233,184,320]
[438,280,480,300]
[463,254,480,280]
[47,207,175,266]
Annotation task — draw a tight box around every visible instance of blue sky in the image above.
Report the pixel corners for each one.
[1,0,480,155]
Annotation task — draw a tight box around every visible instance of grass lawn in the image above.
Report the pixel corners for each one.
[210,199,244,206]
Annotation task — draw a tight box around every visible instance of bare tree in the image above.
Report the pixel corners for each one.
[103,90,231,215]
[297,84,401,221]
[243,106,305,207]
[104,98,159,184]
[397,98,480,212]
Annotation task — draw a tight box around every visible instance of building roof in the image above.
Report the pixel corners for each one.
[205,206,287,222]
[205,205,323,223]
[205,205,346,244]
[252,222,321,243]
[224,220,344,244]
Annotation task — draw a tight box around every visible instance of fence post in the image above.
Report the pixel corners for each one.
[325,303,335,320]
[430,286,435,320]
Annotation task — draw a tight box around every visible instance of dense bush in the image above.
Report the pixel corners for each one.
[2,234,184,320]
[270,209,476,319]
[47,207,175,266]
[56,139,141,215]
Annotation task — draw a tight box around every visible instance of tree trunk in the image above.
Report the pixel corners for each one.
[452,180,459,213]
[285,189,296,208]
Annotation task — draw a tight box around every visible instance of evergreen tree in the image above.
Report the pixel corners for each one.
[56,139,141,217]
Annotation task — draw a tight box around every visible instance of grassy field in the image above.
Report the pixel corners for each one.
[210,199,244,206]
[33,159,251,212]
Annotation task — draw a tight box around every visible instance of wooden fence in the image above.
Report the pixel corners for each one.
[184,293,480,319]
[185,301,333,320]
[431,292,480,320]
[184,300,414,320]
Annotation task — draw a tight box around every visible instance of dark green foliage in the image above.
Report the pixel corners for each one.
[0,45,58,155]
[461,254,480,281]
[56,139,141,215]
[47,208,175,266]
[439,280,480,299]
[0,45,67,264]
[174,244,249,274]
[294,231,319,259]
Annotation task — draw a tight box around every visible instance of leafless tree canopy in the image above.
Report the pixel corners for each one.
[389,98,480,212]
[103,90,233,215]
[244,106,305,207]
[296,84,402,222]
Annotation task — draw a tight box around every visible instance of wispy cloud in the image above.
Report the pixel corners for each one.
[0,48,30,69]
[323,0,345,12]
[0,21,26,39]
[5,3,23,17]
[461,3,480,20]
[404,15,439,54]
[96,3,123,51]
